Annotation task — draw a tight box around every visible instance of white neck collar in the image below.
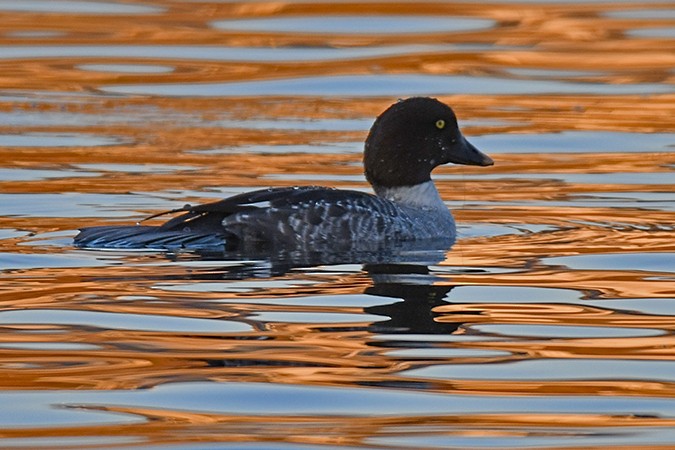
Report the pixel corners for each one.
[373,180,447,210]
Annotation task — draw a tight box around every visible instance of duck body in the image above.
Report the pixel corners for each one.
[75,184,455,251]
[74,97,493,252]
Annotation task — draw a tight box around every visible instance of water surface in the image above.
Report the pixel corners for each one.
[0,1,674,449]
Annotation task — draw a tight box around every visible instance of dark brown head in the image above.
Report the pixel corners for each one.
[364,97,493,188]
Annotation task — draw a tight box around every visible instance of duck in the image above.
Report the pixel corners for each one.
[74,97,493,253]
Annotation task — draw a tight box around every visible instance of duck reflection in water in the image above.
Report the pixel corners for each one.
[363,263,471,335]
[203,259,473,372]
[194,252,468,337]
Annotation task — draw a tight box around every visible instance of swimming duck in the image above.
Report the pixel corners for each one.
[74,97,493,252]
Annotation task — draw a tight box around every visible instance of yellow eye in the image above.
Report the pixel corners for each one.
[435,119,445,129]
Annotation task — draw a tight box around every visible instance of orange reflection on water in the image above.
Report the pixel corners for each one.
[0,406,672,449]
[0,0,674,448]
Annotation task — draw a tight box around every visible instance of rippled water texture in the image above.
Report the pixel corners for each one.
[0,1,674,448]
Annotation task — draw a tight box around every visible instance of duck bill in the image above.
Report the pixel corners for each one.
[446,136,494,167]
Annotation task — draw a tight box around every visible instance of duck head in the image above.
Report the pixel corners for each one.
[364,97,493,188]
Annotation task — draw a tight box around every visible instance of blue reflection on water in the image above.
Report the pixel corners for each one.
[471,131,675,154]
[547,253,675,272]
[0,132,127,147]
[101,74,674,97]
[0,45,460,61]
[0,309,250,333]
[3,382,675,423]
[405,359,675,382]
[0,0,163,14]
[212,15,494,34]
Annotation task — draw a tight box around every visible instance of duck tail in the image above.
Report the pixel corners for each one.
[73,225,225,251]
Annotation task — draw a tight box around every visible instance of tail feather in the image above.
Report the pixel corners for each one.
[74,225,226,250]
